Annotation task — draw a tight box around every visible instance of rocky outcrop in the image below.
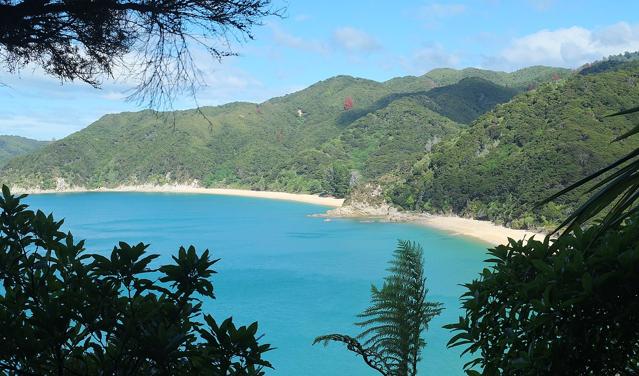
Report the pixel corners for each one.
[319,183,417,222]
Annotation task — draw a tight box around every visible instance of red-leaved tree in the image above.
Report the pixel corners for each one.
[344,97,354,111]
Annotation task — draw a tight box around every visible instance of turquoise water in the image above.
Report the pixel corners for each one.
[25,192,488,375]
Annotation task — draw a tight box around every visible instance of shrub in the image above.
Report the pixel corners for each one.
[0,186,272,375]
[446,221,639,375]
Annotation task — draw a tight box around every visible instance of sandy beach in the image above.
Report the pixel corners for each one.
[15,184,345,207]
[17,184,543,245]
[321,204,544,246]
[415,215,543,246]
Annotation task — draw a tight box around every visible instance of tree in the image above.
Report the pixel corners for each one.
[541,106,639,238]
[445,222,639,375]
[0,186,272,375]
[446,105,639,375]
[344,96,354,111]
[314,240,443,376]
[323,163,350,198]
[0,0,280,107]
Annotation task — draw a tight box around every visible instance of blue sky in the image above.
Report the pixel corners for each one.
[2,0,639,140]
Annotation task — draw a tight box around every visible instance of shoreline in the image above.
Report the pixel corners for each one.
[414,215,544,246]
[14,185,345,207]
[16,184,542,245]
[319,205,544,246]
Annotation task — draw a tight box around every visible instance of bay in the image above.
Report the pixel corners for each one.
[25,192,488,375]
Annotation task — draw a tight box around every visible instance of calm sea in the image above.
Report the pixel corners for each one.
[25,192,489,375]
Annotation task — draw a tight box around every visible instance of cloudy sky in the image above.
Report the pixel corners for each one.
[2,0,639,140]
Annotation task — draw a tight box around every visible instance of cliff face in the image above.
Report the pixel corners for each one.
[325,183,399,217]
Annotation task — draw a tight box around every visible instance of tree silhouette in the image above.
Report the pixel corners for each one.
[0,186,273,375]
[0,0,281,108]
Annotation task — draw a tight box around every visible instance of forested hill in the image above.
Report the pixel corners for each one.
[0,66,566,196]
[0,136,48,166]
[389,60,639,229]
[423,66,572,89]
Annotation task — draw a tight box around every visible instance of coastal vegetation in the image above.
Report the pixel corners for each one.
[0,67,566,199]
[4,58,638,231]
[314,241,443,376]
[0,186,272,374]
[446,105,639,375]
[390,59,639,229]
[423,66,571,91]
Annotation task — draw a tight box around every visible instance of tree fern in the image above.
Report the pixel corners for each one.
[314,240,443,376]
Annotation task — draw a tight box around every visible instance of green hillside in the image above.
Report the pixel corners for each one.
[424,77,519,123]
[1,66,568,198]
[0,136,49,166]
[425,66,572,90]
[390,62,639,229]
[382,74,437,93]
[578,51,639,75]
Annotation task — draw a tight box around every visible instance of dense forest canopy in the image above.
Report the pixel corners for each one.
[0,67,564,197]
[390,59,639,229]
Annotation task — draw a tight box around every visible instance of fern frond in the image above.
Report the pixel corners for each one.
[315,240,442,376]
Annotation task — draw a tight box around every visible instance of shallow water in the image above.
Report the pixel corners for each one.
[26,192,489,375]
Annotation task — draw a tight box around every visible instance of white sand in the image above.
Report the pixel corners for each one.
[415,215,544,246]
[322,205,544,246]
[15,185,345,207]
[17,184,543,245]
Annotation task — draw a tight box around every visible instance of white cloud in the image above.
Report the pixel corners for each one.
[527,0,554,11]
[419,3,466,18]
[101,91,128,101]
[415,3,466,27]
[490,22,639,70]
[269,23,329,54]
[402,44,460,74]
[193,65,272,105]
[293,14,310,22]
[0,114,91,140]
[268,23,383,56]
[332,27,382,54]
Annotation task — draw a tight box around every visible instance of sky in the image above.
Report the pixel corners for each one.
[3,0,639,140]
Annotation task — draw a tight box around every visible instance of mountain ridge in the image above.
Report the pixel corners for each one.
[389,61,639,229]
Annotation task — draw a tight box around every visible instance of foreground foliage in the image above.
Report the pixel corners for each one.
[0,186,271,375]
[446,96,639,375]
[445,222,639,375]
[314,241,443,376]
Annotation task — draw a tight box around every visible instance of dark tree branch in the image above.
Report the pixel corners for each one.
[313,334,391,376]
[0,0,282,109]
